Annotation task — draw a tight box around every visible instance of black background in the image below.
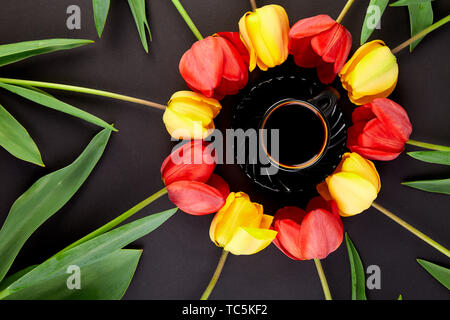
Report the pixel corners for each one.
[0,0,449,300]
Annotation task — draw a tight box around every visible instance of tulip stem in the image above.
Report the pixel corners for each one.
[314,259,332,300]
[57,187,169,255]
[0,77,167,110]
[391,15,450,54]
[250,0,257,11]
[336,0,356,24]
[406,139,450,151]
[371,202,450,258]
[200,249,229,300]
[171,0,204,41]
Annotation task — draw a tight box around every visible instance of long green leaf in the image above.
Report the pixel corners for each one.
[0,208,177,299]
[0,39,93,67]
[417,259,450,290]
[361,0,389,44]
[128,0,152,53]
[390,0,435,7]
[93,0,111,38]
[0,82,117,131]
[0,265,37,292]
[0,128,111,282]
[407,151,450,165]
[0,104,44,166]
[402,178,450,195]
[408,1,433,51]
[2,249,141,300]
[345,233,367,300]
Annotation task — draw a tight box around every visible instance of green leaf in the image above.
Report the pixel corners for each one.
[0,128,111,282]
[93,0,111,38]
[128,0,152,53]
[408,1,433,51]
[0,39,93,67]
[0,104,44,166]
[0,208,177,299]
[407,151,450,165]
[2,250,141,300]
[0,265,37,292]
[417,259,450,290]
[361,0,389,44]
[0,82,117,132]
[390,0,435,7]
[402,178,450,195]
[345,233,367,300]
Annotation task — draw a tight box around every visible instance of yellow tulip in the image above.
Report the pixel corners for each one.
[339,40,398,105]
[317,152,380,216]
[163,91,221,139]
[209,192,277,255]
[239,4,290,71]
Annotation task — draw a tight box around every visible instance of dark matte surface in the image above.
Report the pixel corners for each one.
[0,0,449,300]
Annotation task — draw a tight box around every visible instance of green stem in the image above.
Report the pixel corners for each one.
[314,259,332,300]
[406,139,450,151]
[336,0,356,24]
[0,77,166,110]
[391,15,450,54]
[170,0,204,41]
[58,187,168,255]
[372,202,450,258]
[200,249,229,300]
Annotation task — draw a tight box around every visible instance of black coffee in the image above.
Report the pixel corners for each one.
[263,102,326,167]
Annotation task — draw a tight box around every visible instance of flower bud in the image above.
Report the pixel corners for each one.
[317,152,380,216]
[239,4,290,71]
[273,197,343,260]
[179,34,249,100]
[289,14,352,84]
[339,40,398,105]
[347,98,412,160]
[163,91,222,139]
[209,192,277,255]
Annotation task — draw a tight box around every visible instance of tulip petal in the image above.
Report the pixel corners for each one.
[317,180,332,201]
[179,37,224,98]
[289,14,335,39]
[352,105,375,123]
[349,145,402,161]
[299,209,343,259]
[260,214,274,229]
[273,206,307,260]
[216,32,250,68]
[163,107,213,139]
[341,152,381,191]
[210,192,263,247]
[224,227,277,255]
[161,141,216,185]
[206,174,230,199]
[290,36,321,68]
[347,46,398,97]
[167,180,225,215]
[359,119,405,152]
[339,40,385,78]
[370,98,412,143]
[169,91,222,117]
[328,172,378,216]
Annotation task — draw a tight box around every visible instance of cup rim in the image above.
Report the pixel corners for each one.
[259,98,329,170]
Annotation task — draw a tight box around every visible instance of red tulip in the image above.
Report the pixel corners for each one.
[179,34,249,100]
[161,141,229,215]
[216,32,250,68]
[272,197,343,260]
[347,98,412,161]
[289,14,352,84]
